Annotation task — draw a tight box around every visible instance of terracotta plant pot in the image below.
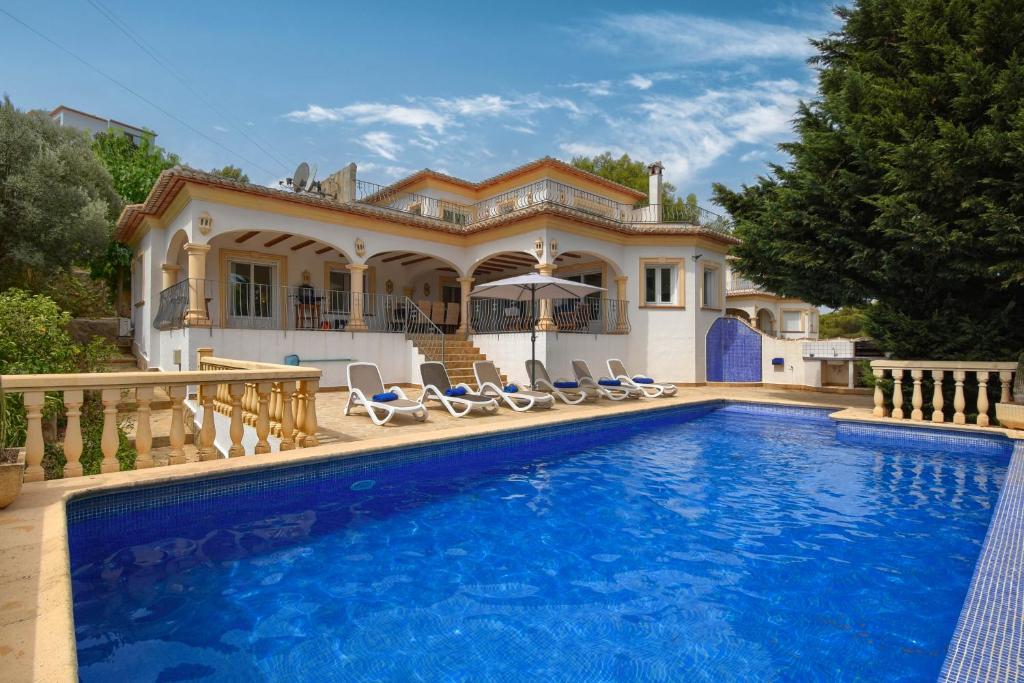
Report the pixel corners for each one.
[0,448,25,509]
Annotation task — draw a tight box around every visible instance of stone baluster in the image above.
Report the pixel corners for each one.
[953,371,967,425]
[243,384,255,426]
[294,385,307,444]
[134,387,154,469]
[269,384,282,436]
[299,380,319,447]
[255,382,272,454]
[228,383,245,457]
[100,388,121,473]
[977,371,990,427]
[891,369,905,420]
[931,370,945,423]
[22,391,45,482]
[279,380,296,451]
[999,371,1013,405]
[910,370,924,421]
[198,383,218,461]
[62,390,84,477]
[167,385,187,465]
[872,369,887,417]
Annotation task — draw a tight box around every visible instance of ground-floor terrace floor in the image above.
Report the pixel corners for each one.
[5,383,1024,682]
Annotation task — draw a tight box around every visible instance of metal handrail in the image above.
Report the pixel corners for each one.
[355,177,732,233]
[403,298,445,362]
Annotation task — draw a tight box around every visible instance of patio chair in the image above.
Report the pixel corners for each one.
[607,359,678,398]
[430,301,446,327]
[419,362,499,417]
[525,360,591,405]
[473,361,554,412]
[344,362,428,426]
[572,359,643,400]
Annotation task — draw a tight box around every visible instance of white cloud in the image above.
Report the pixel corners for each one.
[504,124,536,135]
[358,131,403,160]
[579,12,823,63]
[739,149,767,162]
[213,124,230,132]
[285,103,448,132]
[437,94,510,116]
[627,74,653,90]
[564,80,613,97]
[560,78,811,187]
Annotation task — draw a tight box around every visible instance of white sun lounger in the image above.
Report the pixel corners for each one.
[419,361,499,417]
[473,361,554,412]
[525,360,591,405]
[572,359,643,400]
[607,358,678,398]
[344,362,427,426]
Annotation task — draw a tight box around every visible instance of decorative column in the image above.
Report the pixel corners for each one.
[872,368,887,417]
[457,276,474,336]
[977,371,991,427]
[198,383,218,461]
[953,371,967,425]
[346,263,369,331]
[255,382,272,454]
[23,391,45,482]
[161,263,180,290]
[891,369,905,420]
[931,370,945,422]
[299,380,320,447]
[534,263,557,332]
[167,385,187,465]
[278,380,296,451]
[614,275,629,333]
[62,390,84,477]
[910,370,924,421]
[134,387,154,468]
[228,383,245,457]
[183,243,211,326]
[100,388,121,473]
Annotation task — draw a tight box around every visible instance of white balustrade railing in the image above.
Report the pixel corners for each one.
[870,360,1017,428]
[0,348,322,483]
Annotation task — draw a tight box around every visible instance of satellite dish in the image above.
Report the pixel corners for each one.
[308,164,318,190]
[292,162,310,192]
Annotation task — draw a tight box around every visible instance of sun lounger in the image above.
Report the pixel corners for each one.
[525,360,591,405]
[607,359,678,398]
[344,362,428,425]
[572,359,643,400]
[420,361,499,417]
[473,361,554,412]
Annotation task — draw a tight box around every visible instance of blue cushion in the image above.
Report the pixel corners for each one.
[444,387,467,397]
[771,357,785,366]
[504,384,518,393]
[372,391,398,402]
[633,377,655,384]
[283,354,300,366]
[598,379,622,387]
[554,381,579,389]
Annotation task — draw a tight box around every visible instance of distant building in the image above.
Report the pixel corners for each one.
[49,105,155,146]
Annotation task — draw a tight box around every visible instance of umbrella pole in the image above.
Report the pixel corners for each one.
[530,285,537,388]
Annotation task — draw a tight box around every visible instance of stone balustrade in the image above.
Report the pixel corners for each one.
[0,349,322,482]
[870,360,1017,428]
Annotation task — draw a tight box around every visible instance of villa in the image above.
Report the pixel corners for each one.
[120,156,826,389]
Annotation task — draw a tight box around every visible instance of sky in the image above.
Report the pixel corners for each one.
[1,1,839,208]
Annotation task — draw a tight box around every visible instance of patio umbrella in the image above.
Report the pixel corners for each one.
[469,273,605,387]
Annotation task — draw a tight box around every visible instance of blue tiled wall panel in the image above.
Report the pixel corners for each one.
[706,318,762,382]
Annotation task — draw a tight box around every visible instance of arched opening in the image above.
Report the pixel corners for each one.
[365,250,464,332]
[756,308,776,336]
[726,308,751,324]
[550,250,623,333]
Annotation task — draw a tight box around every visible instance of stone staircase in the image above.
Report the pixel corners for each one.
[408,335,507,387]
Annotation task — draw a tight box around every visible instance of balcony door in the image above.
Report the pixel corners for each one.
[228,260,278,328]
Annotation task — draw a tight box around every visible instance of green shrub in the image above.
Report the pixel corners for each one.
[34,269,115,318]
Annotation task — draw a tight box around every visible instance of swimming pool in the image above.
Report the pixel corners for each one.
[67,402,1013,681]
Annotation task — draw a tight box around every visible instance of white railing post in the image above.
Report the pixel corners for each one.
[910,370,924,421]
[953,371,967,425]
[930,370,945,423]
[134,387,154,469]
[891,369,905,420]
[872,368,887,417]
[977,371,990,427]
[62,390,84,477]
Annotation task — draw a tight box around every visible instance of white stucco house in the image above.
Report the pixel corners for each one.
[50,105,154,146]
[118,157,832,389]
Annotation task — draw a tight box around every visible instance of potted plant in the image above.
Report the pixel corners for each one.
[995,352,1024,430]
[0,447,24,509]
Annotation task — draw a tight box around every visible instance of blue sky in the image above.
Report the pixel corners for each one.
[1,1,838,207]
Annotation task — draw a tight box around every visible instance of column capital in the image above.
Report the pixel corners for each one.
[184,242,211,254]
[535,262,556,276]
[346,262,369,272]
[161,263,180,273]
[614,274,629,283]
[457,276,475,286]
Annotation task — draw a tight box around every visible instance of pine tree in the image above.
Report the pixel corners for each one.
[713,0,1024,359]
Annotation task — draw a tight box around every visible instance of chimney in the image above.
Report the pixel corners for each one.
[321,162,357,202]
[647,161,664,221]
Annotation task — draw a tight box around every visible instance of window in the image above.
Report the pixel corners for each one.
[228,260,277,326]
[327,268,351,313]
[644,265,676,305]
[701,264,721,309]
[782,310,803,333]
[564,271,603,320]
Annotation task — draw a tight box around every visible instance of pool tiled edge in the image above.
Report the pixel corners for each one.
[940,440,1024,683]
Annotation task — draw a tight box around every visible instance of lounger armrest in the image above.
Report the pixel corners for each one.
[455,382,474,392]
[533,378,555,391]
[389,385,409,399]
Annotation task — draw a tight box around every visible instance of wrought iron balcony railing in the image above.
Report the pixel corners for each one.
[469,297,630,335]
[355,178,731,234]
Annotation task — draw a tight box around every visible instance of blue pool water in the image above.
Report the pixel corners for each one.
[68,403,1013,682]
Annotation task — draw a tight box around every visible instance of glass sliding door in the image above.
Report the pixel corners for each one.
[228,260,278,328]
